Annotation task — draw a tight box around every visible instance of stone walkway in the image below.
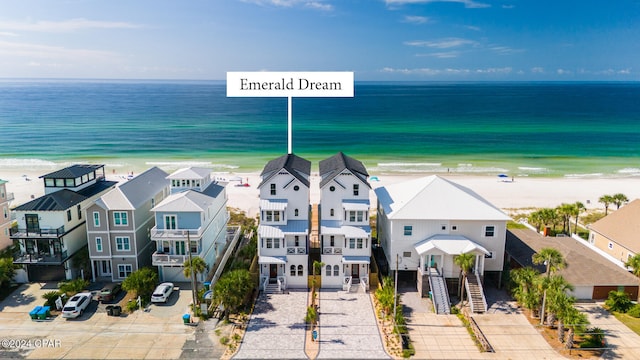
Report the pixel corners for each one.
[316,289,389,359]
[233,290,308,359]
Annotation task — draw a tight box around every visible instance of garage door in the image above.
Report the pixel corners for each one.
[27,265,66,282]
[160,267,187,282]
[593,286,639,300]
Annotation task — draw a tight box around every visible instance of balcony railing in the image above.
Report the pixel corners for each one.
[10,226,65,238]
[4,192,14,202]
[286,247,306,255]
[14,250,68,264]
[151,252,191,266]
[323,247,343,255]
[150,226,203,240]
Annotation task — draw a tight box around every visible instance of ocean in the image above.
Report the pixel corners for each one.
[1,79,639,178]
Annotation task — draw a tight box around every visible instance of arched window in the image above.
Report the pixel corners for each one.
[333,265,339,276]
[295,209,299,217]
[326,265,331,276]
[290,265,296,276]
[297,265,304,277]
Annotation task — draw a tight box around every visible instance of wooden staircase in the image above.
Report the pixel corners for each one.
[428,269,450,314]
[466,274,487,313]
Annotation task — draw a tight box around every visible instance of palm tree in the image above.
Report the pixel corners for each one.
[599,195,614,215]
[612,193,629,210]
[556,203,574,234]
[572,201,585,235]
[510,267,542,314]
[454,252,476,305]
[527,211,543,232]
[625,254,640,278]
[553,292,576,342]
[543,275,574,328]
[562,306,589,349]
[183,256,207,305]
[533,248,566,325]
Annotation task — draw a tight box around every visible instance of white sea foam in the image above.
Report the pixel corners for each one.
[145,161,239,170]
[564,173,604,178]
[0,158,57,168]
[617,168,640,175]
[518,166,548,172]
[377,162,442,167]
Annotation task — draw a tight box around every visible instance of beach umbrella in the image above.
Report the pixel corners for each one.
[497,174,509,178]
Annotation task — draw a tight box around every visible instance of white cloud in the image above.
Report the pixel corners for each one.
[475,67,512,74]
[242,0,334,10]
[416,51,460,58]
[0,31,19,37]
[556,68,572,75]
[403,15,430,24]
[531,67,545,73]
[405,37,477,49]
[502,4,515,9]
[380,66,514,76]
[489,46,524,55]
[0,40,121,61]
[464,25,481,31]
[0,18,142,33]
[385,0,490,9]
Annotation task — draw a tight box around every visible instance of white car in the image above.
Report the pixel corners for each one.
[151,282,174,303]
[61,292,92,318]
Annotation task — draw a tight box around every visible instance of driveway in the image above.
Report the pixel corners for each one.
[316,289,389,359]
[233,289,308,359]
[576,303,640,360]
[0,282,196,359]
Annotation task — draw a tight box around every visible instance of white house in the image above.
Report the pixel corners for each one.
[150,167,229,283]
[11,165,117,282]
[0,179,14,251]
[318,152,371,289]
[375,175,510,313]
[257,154,311,291]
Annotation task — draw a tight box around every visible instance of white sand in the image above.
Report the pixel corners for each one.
[3,167,639,218]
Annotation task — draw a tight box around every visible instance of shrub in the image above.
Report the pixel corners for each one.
[627,304,640,318]
[126,299,139,313]
[605,291,632,313]
[579,327,605,348]
[42,290,63,308]
[220,336,229,345]
[304,305,317,324]
[58,278,89,296]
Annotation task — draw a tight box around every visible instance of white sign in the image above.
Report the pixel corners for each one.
[227,72,354,98]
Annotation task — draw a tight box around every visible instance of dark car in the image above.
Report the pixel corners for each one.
[98,283,122,303]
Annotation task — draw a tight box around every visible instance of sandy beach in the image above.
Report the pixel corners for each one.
[2,166,639,218]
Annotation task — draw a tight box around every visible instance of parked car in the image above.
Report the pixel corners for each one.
[98,283,122,303]
[62,292,92,318]
[151,282,174,303]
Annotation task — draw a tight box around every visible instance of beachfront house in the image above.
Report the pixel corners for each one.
[588,198,640,266]
[86,167,170,282]
[318,152,372,290]
[10,165,117,282]
[374,175,510,314]
[150,167,229,283]
[257,154,311,292]
[0,179,14,251]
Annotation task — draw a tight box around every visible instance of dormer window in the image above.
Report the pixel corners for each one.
[353,184,359,196]
[270,184,276,195]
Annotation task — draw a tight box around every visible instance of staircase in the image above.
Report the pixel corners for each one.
[466,274,487,313]
[428,269,450,314]
[264,283,281,295]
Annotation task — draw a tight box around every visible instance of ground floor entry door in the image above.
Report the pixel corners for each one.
[270,264,277,278]
[351,264,359,278]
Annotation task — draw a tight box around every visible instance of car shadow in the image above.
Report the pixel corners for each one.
[150,290,180,306]
[63,299,98,322]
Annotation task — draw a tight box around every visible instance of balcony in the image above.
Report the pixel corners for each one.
[14,250,68,265]
[150,226,203,240]
[286,247,306,255]
[10,226,65,239]
[4,192,14,202]
[151,252,189,266]
[323,247,343,255]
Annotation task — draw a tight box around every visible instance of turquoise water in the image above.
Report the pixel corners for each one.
[1,79,639,177]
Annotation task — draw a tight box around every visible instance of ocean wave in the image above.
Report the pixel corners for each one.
[377,162,442,167]
[564,173,604,178]
[518,166,549,172]
[0,158,57,168]
[145,161,239,169]
[617,168,640,175]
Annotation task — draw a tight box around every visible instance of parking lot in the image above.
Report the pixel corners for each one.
[0,282,197,359]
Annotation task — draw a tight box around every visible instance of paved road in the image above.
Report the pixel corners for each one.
[576,303,640,360]
[233,290,308,359]
[316,289,389,359]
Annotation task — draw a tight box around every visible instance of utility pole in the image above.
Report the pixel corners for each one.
[393,254,399,323]
[187,231,198,309]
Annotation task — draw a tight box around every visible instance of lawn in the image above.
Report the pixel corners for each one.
[612,311,640,336]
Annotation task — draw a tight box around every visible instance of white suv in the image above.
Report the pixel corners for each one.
[151,282,174,303]
[62,292,92,318]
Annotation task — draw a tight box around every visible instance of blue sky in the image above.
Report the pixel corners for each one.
[0,0,638,80]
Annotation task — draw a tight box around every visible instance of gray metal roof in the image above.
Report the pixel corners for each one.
[259,154,311,189]
[98,167,169,210]
[258,220,309,238]
[319,152,370,188]
[14,180,116,211]
[40,164,104,179]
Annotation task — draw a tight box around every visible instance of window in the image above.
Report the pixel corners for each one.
[404,226,412,236]
[265,211,281,222]
[349,238,356,249]
[55,179,64,187]
[114,212,128,226]
[67,210,72,222]
[77,205,82,220]
[3,206,7,219]
[88,172,95,180]
[151,198,155,208]
[96,237,102,252]
[348,211,365,222]
[294,185,299,191]
[441,225,446,231]
[45,179,54,187]
[65,178,74,187]
[452,225,458,231]
[330,208,334,217]
[326,265,331,276]
[333,265,339,276]
[608,242,614,249]
[266,238,273,248]
[118,264,132,278]
[294,209,299,217]
[329,186,335,192]
[403,251,412,257]
[330,236,335,247]
[291,265,296,276]
[93,212,100,227]
[190,241,198,253]
[297,265,303,276]
[270,183,276,195]
[265,238,280,248]
[353,184,359,196]
[484,226,495,237]
[165,215,177,230]
[295,236,299,247]
[116,237,130,251]
[357,239,363,249]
